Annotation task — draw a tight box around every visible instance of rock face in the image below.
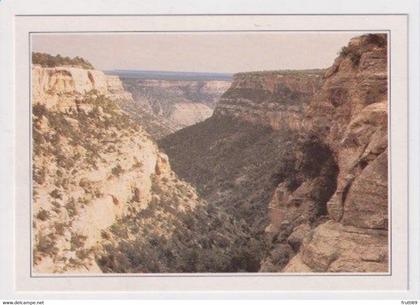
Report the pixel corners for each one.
[119,78,231,137]
[214,70,324,130]
[32,66,156,272]
[32,33,388,274]
[160,34,388,273]
[280,34,388,273]
[32,65,133,105]
[32,64,249,273]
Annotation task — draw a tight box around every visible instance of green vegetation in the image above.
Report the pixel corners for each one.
[35,232,58,257]
[32,52,94,69]
[96,165,269,273]
[158,114,340,271]
[70,233,87,251]
[65,199,77,217]
[365,33,387,47]
[49,189,62,199]
[339,45,361,67]
[32,92,139,181]
[339,34,387,67]
[54,222,66,235]
[36,209,50,221]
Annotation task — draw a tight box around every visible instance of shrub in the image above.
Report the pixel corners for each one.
[109,223,128,239]
[65,199,77,217]
[36,209,50,221]
[349,52,362,67]
[36,233,58,256]
[32,104,47,118]
[50,189,62,199]
[54,222,66,235]
[76,248,92,260]
[32,52,94,69]
[111,164,124,177]
[339,45,361,67]
[33,166,46,185]
[101,230,110,240]
[339,46,350,57]
[365,34,386,47]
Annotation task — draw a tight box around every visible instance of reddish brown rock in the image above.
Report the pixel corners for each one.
[214,70,324,130]
[282,34,389,273]
[283,220,388,272]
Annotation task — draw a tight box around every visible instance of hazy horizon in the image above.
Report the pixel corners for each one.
[32,32,366,73]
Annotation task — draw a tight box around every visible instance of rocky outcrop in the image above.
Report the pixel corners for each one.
[279,34,389,272]
[32,65,164,272]
[32,64,255,273]
[161,34,388,273]
[159,71,326,271]
[214,70,324,130]
[105,75,133,102]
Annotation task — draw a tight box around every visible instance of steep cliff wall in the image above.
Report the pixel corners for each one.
[32,65,168,272]
[32,65,248,273]
[214,70,324,129]
[32,65,132,106]
[256,34,388,272]
[281,33,388,273]
[32,34,388,274]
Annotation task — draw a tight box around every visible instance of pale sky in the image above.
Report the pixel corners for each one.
[31,32,365,73]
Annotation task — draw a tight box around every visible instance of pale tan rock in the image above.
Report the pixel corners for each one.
[214,70,324,130]
[169,102,213,128]
[32,64,207,274]
[282,253,312,273]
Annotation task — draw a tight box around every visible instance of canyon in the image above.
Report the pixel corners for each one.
[31,62,254,273]
[109,71,232,139]
[32,33,388,274]
[161,33,389,272]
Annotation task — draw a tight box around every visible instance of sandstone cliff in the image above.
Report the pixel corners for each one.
[281,33,388,273]
[32,64,248,273]
[32,65,169,272]
[33,34,388,274]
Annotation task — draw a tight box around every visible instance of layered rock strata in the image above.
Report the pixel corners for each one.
[32,65,246,273]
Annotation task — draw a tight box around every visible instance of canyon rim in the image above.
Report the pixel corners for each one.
[31,32,389,274]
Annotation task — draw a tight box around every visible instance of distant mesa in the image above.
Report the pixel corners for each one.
[106,69,233,81]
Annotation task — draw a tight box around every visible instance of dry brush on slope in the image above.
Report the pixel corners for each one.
[32,33,388,273]
[32,63,258,273]
[160,34,389,273]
